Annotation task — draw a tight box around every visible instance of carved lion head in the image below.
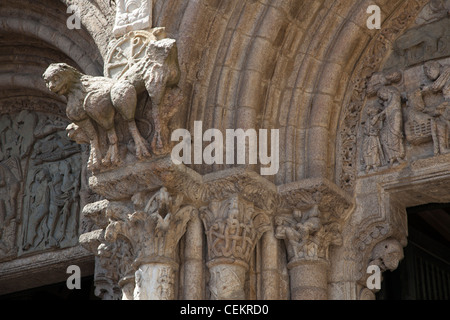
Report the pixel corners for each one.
[42,63,83,96]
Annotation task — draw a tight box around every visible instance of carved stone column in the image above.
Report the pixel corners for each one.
[276,179,353,300]
[200,195,271,300]
[80,183,197,300]
[105,188,196,300]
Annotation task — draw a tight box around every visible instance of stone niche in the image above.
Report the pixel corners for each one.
[0,109,84,262]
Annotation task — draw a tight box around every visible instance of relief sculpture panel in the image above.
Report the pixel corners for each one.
[0,110,82,261]
[360,24,450,175]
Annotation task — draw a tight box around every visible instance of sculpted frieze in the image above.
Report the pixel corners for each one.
[360,57,450,174]
[338,0,431,191]
[0,111,82,261]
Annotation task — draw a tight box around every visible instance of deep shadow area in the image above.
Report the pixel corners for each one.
[0,275,99,300]
[377,203,450,300]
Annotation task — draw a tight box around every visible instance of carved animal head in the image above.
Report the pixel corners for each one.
[42,63,83,96]
[370,238,404,271]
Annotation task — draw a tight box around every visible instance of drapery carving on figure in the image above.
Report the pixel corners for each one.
[421,61,450,154]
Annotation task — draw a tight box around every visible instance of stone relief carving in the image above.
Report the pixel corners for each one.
[338,0,430,191]
[81,187,196,300]
[0,111,82,260]
[415,0,450,25]
[200,196,271,266]
[113,0,153,37]
[358,238,404,299]
[421,61,450,154]
[368,238,404,273]
[275,205,343,263]
[200,195,271,300]
[360,58,450,174]
[361,79,407,173]
[43,28,181,172]
[387,2,450,69]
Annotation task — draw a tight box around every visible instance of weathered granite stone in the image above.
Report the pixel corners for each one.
[1,0,449,301]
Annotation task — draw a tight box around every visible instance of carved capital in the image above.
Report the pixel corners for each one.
[275,205,343,264]
[276,179,353,265]
[105,187,196,267]
[80,187,196,300]
[200,195,271,268]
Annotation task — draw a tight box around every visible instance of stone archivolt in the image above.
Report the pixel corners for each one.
[4,0,444,301]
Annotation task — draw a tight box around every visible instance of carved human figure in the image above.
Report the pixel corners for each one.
[275,206,323,261]
[23,168,51,250]
[421,61,450,100]
[46,164,64,247]
[46,162,79,247]
[421,61,450,154]
[0,159,20,234]
[377,86,405,165]
[363,105,385,172]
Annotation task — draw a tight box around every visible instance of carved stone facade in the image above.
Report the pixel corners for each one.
[1,0,449,300]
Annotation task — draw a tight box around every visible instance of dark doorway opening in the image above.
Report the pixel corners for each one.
[377,203,450,300]
[0,275,99,300]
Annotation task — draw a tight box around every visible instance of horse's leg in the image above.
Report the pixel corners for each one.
[76,118,102,170]
[151,103,165,155]
[128,120,150,159]
[102,127,121,166]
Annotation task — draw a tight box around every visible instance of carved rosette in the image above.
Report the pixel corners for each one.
[200,195,271,299]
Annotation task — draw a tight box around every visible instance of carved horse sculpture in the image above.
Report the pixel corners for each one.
[43,38,180,170]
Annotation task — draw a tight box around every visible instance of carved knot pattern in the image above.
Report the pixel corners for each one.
[200,195,271,267]
[275,206,343,264]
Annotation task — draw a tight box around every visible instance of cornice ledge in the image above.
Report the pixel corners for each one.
[277,178,355,219]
